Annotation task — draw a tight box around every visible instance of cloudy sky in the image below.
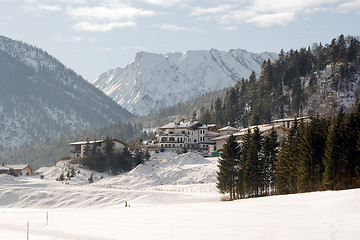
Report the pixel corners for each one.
[1,0,359,82]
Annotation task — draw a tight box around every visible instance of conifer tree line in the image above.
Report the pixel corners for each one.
[199,35,360,128]
[81,137,148,174]
[217,128,279,200]
[217,105,360,200]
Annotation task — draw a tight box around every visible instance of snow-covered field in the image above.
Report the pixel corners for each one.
[1,152,360,240]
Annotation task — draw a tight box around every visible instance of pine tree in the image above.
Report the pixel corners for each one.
[263,128,279,195]
[58,172,64,181]
[323,110,345,190]
[217,135,241,200]
[88,173,94,183]
[82,138,91,157]
[274,141,290,194]
[296,117,328,192]
[70,166,76,178]
[8,167,18,177]
[213,98,224,126]
[224,88,239,126]
[275,119,299,194]
[347,105,360,187]
[144,150,151,160]
[243,127,263,197]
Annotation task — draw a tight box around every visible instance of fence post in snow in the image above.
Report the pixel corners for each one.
[27,221,29,240]
[46,212,48,226]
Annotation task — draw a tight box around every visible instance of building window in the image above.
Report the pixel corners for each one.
[161,137,167,142]
[169,137,175,142]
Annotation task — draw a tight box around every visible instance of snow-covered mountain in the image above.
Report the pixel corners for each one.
[0,36,133,150]
[94,49,278,116]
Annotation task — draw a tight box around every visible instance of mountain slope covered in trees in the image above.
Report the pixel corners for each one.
[0,36,133,151]
[199,35,360,127]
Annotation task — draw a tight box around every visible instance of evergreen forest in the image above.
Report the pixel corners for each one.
[80,137,148,174]
[217,105,360,199]
[200,35,360,128]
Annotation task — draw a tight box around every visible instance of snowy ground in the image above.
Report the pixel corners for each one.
[1,152,360,239]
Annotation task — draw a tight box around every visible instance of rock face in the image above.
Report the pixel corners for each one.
[94,49,278,116]
[0,36,133,150]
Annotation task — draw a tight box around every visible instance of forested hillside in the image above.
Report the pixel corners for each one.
[0,122,142,169]
[199,35,360,127]
[131,88,228,128]
[0,36,133,151]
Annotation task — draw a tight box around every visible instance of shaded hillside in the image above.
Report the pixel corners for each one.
[131,88,228,128]
[0,122,142,170]
[0,36,133,150]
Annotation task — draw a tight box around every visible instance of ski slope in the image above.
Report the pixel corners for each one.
[0,152,359,239]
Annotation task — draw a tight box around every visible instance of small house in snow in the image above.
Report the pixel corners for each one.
[0,164,32,176]
[69,139,129,158]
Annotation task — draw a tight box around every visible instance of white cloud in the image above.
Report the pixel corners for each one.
[22,3,61,12]
[73,21,136,32]
[338,0,360,10]
[67,6,155,21]
[121,46,147,50]
[247,0,338,13]
[220,9,255,24]
[223,25,238,31]
[142,0,190,7]
[65,2,155,32]
[214,0,350,27]
[190,4,233,16]
[247,12,295,27]
[71,36,83,42]
[160,24,201,32]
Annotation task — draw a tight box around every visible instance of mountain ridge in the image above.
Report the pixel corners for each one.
[94,49,278,116]
[0,36,133,150]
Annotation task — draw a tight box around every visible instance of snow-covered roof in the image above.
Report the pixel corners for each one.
[211,124,289,142]
[0,164,31,170]
[35,167,52,174]
[204,131,220,137]
[160,121,200,129]
[218,126,239,131]
[197,124,216,129]
[69,139,127,146]
[211,134,230,141]
[69,140,104,145]
[272,116,311,123]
